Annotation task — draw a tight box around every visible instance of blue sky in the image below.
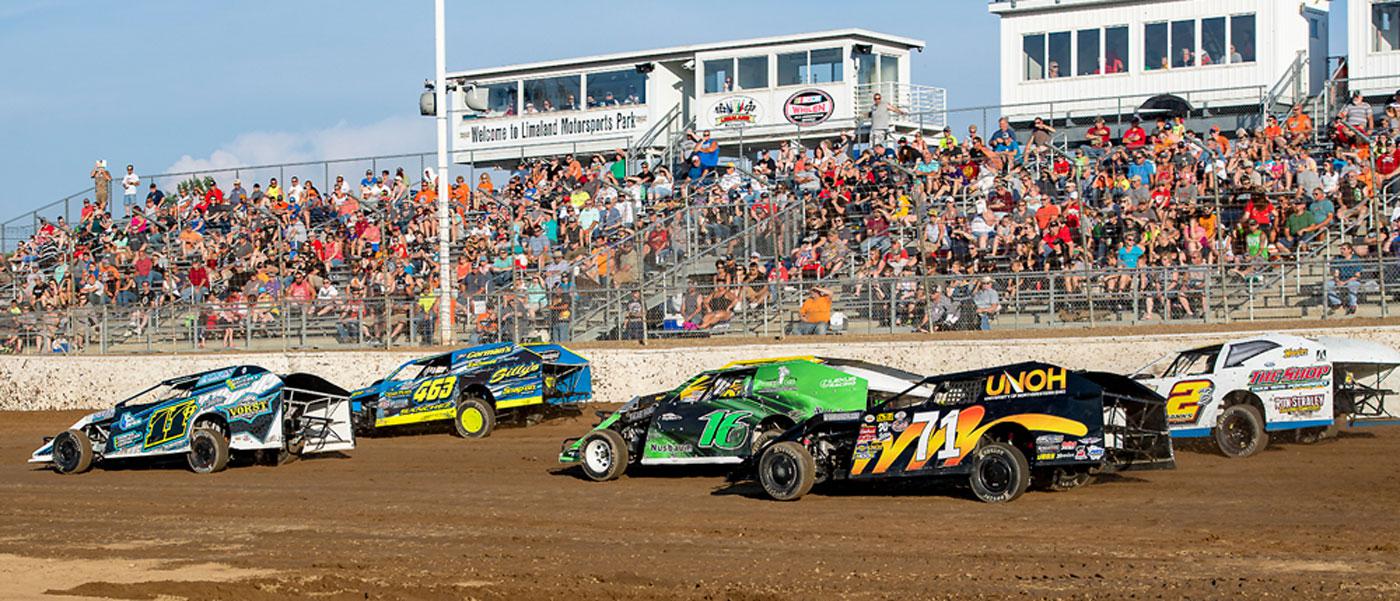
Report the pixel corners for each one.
[0,0,1351,220]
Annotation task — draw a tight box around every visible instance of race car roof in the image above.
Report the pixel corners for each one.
[1316,336,1400,366]
[820,358,931,394]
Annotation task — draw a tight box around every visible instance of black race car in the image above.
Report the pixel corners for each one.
[739,362,1176,503]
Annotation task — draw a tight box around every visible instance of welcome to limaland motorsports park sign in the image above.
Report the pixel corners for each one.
[456,107,649,151]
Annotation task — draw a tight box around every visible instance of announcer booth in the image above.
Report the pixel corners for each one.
[988,0,1330,125]
[441,30,944,166]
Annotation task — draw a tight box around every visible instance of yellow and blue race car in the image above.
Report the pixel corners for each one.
[350,343,591,438]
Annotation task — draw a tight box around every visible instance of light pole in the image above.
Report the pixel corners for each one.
[434,0,453,346]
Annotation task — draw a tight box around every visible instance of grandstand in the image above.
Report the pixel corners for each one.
[4,14,1400,354]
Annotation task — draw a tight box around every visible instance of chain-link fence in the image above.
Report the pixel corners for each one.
[4,254,1397,354]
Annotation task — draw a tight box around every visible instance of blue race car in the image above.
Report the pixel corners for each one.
[31,365,355,474]
[350,342,592,438]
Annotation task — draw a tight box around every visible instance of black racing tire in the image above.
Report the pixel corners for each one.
[187,427,230,474]
[758,441,816,501]
[1214,404,1268,458]
[578,429,629,481]
[52,429,94,475]
[453,396,495,439]
[968,441,1031,503]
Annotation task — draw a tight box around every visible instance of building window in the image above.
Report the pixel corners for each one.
[856,52,876,85]
[482,81,519,116]
[522,76,581,112]
[1076,28,1100,75]
[703,58,733,94]
[1023,33,1046,80]
[737,56,768,89]
[777,51,807,86]
[1104,25,1128,73]
[586,69,646,107]
[807,47,844,83]
[1171,20,1196,67]
[879,54,899,84]
[1231,14,1256,62]
[1145,22,1168,71]
[1201,17,1226,65]
[777,48,844,85]
[1375,4,1400,52]
[1047,31,1070,78]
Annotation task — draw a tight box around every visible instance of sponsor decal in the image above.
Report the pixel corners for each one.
[659,412,682,422]
[1060,441,1078,451]
[400,401,452,416]
[1036,452,1057,461]
[710,95,761,128]
[488,363,541,384]
[1086,446,1105,460]
[863,414,875,424]
[1074,447,1088,460]
[226,399,271,422]
[854,442,877,460]
[1275,394,1325,415]
[536,349,561,361]
[196,368,236,388]
[1282,347,1309,359]
[856,425,877,443]
[783,89,834,126]
[113,431,142,448]
[1248,365,1332,392]
[648,442,693,454]
[92,409,115,422]
[1166,380,1213,425]
[984,367,1067,399]
[824,411,863,422]
[819,376,859,389]
[1079,436,1102,445]
[119,412,143,431]
[462,345,515,360]
[1036,434,1065,445]
[226,374,262,391]
[500,383,539,396]
[891,414,910,433]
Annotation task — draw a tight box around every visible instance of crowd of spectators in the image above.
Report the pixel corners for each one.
[6,88,1400,351]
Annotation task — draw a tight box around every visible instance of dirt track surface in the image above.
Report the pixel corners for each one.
[3,410,1400,600]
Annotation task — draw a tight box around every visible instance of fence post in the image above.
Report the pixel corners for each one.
[1204,270,1214,324]
[299,303,307,348]
[100,306,107,354]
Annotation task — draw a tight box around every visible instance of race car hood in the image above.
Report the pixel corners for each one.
[29,409,111,463]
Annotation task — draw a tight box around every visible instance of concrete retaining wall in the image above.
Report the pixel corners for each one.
[5,325,1400,411]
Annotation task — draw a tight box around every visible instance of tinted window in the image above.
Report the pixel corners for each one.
[777,51,806,86]
[1105,26,1129,74]
[1224,341,1281,368]
[1024,33,1046,80]
[1171,20,1196,68]
[1145,23,1168,71]
[1077,28,1100,76]
[808,47,844,83]
[1201,17,1226,65]
[1231,14,1256,62]
[737,56,768,89]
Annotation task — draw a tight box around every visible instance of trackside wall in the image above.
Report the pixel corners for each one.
[5,326,1400,411]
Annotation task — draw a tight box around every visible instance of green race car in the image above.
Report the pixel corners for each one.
[559,356,927,481]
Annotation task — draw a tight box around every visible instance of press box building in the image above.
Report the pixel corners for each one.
[439,30,947,165]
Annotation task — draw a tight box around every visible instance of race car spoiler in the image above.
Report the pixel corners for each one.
[1081,371,1175,472]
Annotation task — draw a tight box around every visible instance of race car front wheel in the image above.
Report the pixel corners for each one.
[968,441,1030,503]
[578,429,629,481]
[187,427,230,474]
[454,396,495,439]
[52,429,94,475]
[1214,404,1267,458]
[758,441,815,501]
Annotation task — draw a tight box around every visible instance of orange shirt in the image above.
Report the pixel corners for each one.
[1286,113,1313,134]
[1263,123,1282,139]
[414,187,437,205]
[800,295,831,324]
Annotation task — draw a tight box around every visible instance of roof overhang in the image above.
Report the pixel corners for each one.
[447,29,925,82]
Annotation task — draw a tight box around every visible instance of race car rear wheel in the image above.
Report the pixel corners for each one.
[52,429,94,475]
[187,427,230,474]
[578,429,629,481]
[454,396,495,439]
[969,441,1030,503]
[758,441,815,501]
[1214,404,1267,458]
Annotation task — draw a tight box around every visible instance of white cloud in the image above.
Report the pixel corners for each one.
[165,115,434,176]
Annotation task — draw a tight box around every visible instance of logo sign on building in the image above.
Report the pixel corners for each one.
[783,89,834,126]
[709,95,761,128]
[456,107,648,151]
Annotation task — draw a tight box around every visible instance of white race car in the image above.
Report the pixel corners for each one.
[1135,334,1400,457]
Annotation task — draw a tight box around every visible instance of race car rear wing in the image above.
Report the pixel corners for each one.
[1081,371,1175,472]
[280,373,356,454]
[526,344,593,405]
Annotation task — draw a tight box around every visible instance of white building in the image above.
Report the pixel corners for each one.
[1346,0,1400,99]
[440,30,945,165]
[988,0,1330,123]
